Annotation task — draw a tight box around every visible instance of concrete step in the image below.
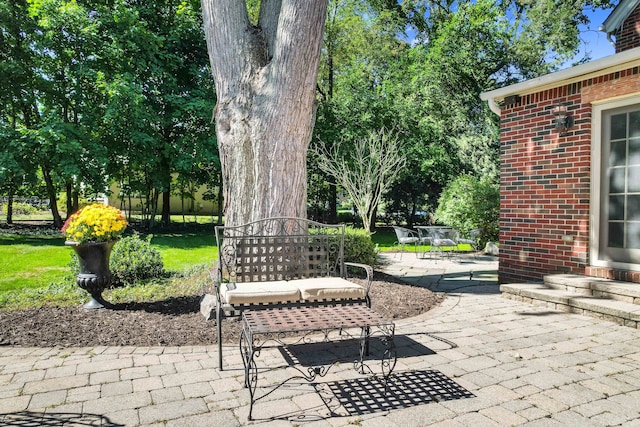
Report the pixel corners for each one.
[543,273,640,304]
[500,283,640,329]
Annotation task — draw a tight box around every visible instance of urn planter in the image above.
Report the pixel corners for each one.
[66,240,116,309]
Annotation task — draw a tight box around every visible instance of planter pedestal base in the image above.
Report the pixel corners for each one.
[67,241,116,310]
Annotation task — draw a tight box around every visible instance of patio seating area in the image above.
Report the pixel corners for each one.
[3,252,640,426]
[392,225,482,259]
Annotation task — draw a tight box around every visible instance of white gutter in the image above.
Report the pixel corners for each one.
[480,46,640,116]
[600,0,640,36]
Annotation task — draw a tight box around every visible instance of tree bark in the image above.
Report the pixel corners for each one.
[162,188,171,226]
[201,0,328,227]
[6,188,14,225]
[42,165,63,227]
[66,182,73,218]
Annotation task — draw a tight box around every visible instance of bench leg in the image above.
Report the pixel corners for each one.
[239,324,258,420]
[216,306,223,370]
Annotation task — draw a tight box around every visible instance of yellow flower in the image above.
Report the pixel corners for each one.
[62,204,128,243]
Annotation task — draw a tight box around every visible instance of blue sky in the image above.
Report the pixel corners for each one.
[574,7,616,65]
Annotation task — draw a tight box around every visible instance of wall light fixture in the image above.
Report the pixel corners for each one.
[552,103,574,133]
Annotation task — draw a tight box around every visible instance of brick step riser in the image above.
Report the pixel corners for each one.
[501,291,639,329]
[543,278,640,305]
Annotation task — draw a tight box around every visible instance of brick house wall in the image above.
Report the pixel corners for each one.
[499,66,640,284]
[615,3,640,52]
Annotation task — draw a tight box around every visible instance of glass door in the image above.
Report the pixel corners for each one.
[601,105,640,263]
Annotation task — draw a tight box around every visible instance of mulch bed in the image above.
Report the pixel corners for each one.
[0,271,443,347]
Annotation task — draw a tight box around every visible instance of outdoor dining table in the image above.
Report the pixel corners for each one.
[415,226,457,258]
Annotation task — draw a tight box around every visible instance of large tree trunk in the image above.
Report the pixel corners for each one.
[201,0,328,227]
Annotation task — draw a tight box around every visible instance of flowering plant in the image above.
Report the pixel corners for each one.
[62,204,128,244]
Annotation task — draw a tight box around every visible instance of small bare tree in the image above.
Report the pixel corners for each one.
[313,128,406,232]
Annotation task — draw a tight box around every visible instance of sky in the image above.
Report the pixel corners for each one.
[573,6,617,66]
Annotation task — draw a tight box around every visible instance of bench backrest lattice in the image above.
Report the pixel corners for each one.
[216,218,345,283]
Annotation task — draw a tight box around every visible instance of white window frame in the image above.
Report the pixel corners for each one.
[590,93,640,271]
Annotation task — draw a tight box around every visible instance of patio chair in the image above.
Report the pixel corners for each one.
[392,226,419,259]
[415,226,434,259]
[456,228,482,254]
[427,227,458,259]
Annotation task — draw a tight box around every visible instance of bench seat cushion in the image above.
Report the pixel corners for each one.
[221,281,301,305]
[296,277,366,301]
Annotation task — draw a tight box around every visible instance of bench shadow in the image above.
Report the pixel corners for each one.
[0,411,124,427]
[316,369,475,417]
[277,334,439,367]
[249,369,473,422]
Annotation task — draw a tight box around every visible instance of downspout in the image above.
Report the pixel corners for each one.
[606,32,616,48]
[486,97,501,116]
[599,25,616,48]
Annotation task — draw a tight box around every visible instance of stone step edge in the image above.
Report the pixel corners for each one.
[543,273,640,303]
[501,283,640,327]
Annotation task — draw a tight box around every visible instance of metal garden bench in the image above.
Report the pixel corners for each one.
[212,217,373,370]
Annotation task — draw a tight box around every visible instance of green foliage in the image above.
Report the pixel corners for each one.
[110,235,165,286]
[5,203,37,216]
[0,226,215,310]
[435,175,499,246]
[344,227,378,267]
[311,0,612,224]
[338,211,358,225]
[0,262,208,311]
[1,0,218,228]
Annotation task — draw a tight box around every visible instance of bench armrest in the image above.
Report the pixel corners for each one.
[344,262,373,296]
[210,260,223,301]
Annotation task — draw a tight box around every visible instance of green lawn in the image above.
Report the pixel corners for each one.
[0,230,218,297]
[0,234,70,292]
[0,224,467,301]
[150,231,217,271]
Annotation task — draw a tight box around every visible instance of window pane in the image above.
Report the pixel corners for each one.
[611,113,627,140]
[609,168,626,193]
[630,111,640,139]
[609,195,625,220]
[610,140,627,166]
[630,138,640,165]
[629,167,640,193]
[628,195,640,221]
[609,222,624,247]
[626,222,640,249]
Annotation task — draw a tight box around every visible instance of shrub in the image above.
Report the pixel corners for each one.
[5,202,37,216]
[110,234,165,285]
[337,211,357,225]
[435,174,499,247]
[344,227,378,267]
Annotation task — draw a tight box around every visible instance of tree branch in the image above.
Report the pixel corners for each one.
[258,0,282,61]
[269,0,328,83]
[201,0,262,96]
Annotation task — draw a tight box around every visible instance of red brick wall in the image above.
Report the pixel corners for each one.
[498,67,640,284]
[615,4,640,53]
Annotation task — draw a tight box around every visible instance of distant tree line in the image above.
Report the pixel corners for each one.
[1,0,612,228]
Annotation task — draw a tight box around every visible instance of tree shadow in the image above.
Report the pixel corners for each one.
[110,295,201,316]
